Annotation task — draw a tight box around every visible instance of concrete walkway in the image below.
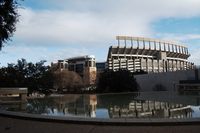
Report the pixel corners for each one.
[1,111,200,133]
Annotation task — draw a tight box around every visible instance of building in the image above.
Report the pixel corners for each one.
[51,55,96,85]
[176,69,200,93]
[96,62,107,73]
[107,36,194,73]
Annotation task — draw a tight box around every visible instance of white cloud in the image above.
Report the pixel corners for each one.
[15,0,200,46]
[0,44,90,66]
[15,8,151,46]
[155,33,200,42]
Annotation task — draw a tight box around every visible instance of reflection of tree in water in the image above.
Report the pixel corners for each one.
[26,98,56,114]
[152,84,167,91]
[97,93,139,118]
[97,93,140,108]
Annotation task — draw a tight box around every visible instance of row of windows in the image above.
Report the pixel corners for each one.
[85,61,96,67]
[58,61,97,71]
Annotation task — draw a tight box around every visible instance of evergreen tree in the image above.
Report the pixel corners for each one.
[0,0,20,49]
[97,69,139,93]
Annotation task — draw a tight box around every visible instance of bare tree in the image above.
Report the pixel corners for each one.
[54,70,84,93]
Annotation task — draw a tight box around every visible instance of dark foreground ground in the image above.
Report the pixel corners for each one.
[1,116,200,133]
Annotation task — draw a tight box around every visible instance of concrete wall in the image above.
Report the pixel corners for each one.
[135,69,200,92]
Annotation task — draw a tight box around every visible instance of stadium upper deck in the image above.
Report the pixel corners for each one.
[107,36,194,73]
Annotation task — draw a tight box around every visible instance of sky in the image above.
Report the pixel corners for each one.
[0,0,200,66]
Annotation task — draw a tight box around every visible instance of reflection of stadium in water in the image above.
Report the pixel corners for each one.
[109,100,192,119]
[41,93,194,119]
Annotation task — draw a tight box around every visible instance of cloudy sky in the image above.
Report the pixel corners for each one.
[1,0,200,66]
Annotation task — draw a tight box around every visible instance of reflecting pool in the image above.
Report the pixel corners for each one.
[1,91,200,119]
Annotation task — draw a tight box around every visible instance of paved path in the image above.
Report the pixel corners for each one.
[1,116,200,133]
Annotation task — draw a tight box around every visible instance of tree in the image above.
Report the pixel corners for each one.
[97,69,139,93]
[54,70,84,93]
[0,59,54,95]
[0,0,20,49]
[152,84,167,91]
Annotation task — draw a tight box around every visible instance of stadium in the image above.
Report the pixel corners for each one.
[107,36,194,73]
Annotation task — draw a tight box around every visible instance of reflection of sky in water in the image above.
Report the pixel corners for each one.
[43,108,60,116]
[43,108,109,118]
[191,106,200,118]
[95,109,109,118]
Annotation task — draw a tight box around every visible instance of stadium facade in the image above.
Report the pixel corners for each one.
[107,36,194,73]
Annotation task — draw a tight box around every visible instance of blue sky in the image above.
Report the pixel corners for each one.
[0,0,200,66]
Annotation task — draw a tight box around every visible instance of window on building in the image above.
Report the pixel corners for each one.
[85,61,88,67]
[93,61,96,67]
[89,61,92,67]
[76,64,84,74]
[60,63,63,68]
[65,64,68,69]
[69,64,75,71]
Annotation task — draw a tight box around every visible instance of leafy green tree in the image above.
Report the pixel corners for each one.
[0,0,20,49]
[0,59,54,95]
[97,69,139,93]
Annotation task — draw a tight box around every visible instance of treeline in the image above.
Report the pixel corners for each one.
[0,59,54,94]
[0,59,146,95]
[96,69,146,93]
[0,59,85,94]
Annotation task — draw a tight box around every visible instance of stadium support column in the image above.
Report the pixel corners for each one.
[172,60,174,71]
[163,60,165,72]
[124,38,127,47]
[167,60,170,71]
[164,43,166,51]
[158,60,160,73]
[183,47,186,55]
[181,61,183,70]
[131,38,133,47]
[179,46,181,54]
[133,58,136,72]
[137,39,139,49]
[175,45,178,53]
[143,40,145,49]
[126,59,129,70]
[181,46,184,54]
[175,60,178,71]
[146,58,149,72]
[154,41,156,50]
[112,58,115,71]
[118,37,120,47]
[168,43,170,51]
[171,44,174,53]
[183,61,185,70]
[149,41,151,50]
[159,42,161,51]
[119,59,122,70]
[186,48,189,55]
[152,58,154,73]
[177,60,180,70]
